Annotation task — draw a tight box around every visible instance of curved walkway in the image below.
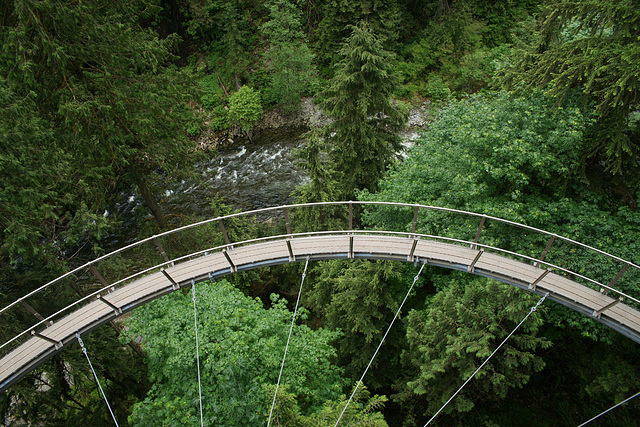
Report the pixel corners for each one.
[1,202,639,392]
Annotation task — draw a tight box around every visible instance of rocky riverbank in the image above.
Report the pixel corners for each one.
[196,98,432,150]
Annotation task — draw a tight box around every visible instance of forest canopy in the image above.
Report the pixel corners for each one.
[1,0,639,425]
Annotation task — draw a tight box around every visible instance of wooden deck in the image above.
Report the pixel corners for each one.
[2,234,639,392]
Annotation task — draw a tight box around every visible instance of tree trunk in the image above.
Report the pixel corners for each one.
[234,71,241,91]
[137,178,169,230]
[216,72,230,97]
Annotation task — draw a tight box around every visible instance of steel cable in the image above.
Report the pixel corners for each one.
[76,333,119,427]
[424,292,549,426]
[334,260,427,426]
[267,256,310,426]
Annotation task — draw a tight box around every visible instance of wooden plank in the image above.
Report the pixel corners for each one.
[228,240,290,266]
[3,234,640,394]
[352,235,413,256]
[414,240,478,265]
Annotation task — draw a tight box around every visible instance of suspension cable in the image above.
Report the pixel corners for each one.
[424,292,549,426]
[577,390,640,426]
[334,260,427,426]
[192,280,204,427]
[75,333,119,427]
[267,256,311,427]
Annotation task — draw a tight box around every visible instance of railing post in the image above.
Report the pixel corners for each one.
[602,264,630,295]
[471,216,486,250]
[88,265,108,287]
[218,218,231,246]
[411,206,419,236]
[19,300,52,326]
[348,202,353,231]
[283,207,291,235]
[153,237,170,263]
[535,236,556,267]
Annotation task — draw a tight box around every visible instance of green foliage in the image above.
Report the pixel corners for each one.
[198,74,229,130]
[396,0,537,97]
[299,21,406,202]
[121,280,346,425]
[502,0,640,174]
[362,91,588,211]
[314,0,402,66]
[1,326,149,426]
[266,384,389,426]
[398,278,551,418]
[228,86,264,133]
[303,259,415,384]
[0,0,199,260]
[261,0,317,112]
[423,75,451,101]
[184,0,265,87]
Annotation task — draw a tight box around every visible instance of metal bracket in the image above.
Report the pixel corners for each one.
[529,269,550,291]
[593,296,623,319]
[31,330,62,350]
[468,249,484,272]
[161,269,180,290]
[348,235,354,259]
[96,294,121,315]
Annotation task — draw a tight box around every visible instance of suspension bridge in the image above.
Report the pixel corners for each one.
[1,201,639,422]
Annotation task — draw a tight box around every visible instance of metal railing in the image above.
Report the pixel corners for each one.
[2,201,639,359]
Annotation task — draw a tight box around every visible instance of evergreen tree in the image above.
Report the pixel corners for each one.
[300,21,406,202]
[503,0,640,177]
[315,0,402,66]
[1,0,198,239]
[261,0,317,112]
[397,278,551,421]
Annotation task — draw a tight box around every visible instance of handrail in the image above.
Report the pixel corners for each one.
[2,201,639,357]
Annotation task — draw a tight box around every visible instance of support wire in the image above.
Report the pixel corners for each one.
[578,390,640,426]
[424,292,549,426]
[192,281,204,427]
[267,256,310,427]
[334,260,427,426]
[76,333,119,427]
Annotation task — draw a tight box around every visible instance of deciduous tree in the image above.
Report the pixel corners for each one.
[121,280,347,425]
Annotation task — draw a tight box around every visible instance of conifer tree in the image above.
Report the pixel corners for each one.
[315,0,402,65]
[503,0,640,176]
[261,0,317,112]
[302,21,405,202]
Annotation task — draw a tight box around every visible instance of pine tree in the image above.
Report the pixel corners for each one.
[305,21,406,201]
